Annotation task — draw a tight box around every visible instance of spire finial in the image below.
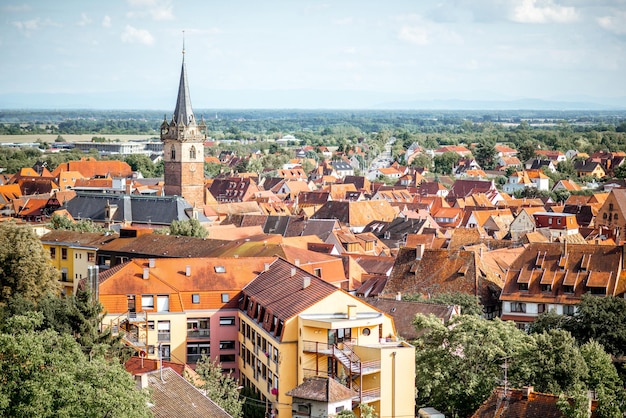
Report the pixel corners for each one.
[182,30,185,59]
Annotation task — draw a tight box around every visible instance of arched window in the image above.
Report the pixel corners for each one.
[190,146,196,160]
[171,147,176,161]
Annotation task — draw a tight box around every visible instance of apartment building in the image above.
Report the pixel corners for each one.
[238,258,415,418]
[98,256,275,378]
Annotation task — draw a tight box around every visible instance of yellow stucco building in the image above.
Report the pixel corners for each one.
[238,258,415,418]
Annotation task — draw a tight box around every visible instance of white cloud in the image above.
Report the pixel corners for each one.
[77,13,92,27]
[511,0,579,23]
[597,11,626,35]
[121,25,154,45]
[13,18,41,31]
[102,15,112,28]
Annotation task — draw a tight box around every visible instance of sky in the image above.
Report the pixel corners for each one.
[1,0,626,109]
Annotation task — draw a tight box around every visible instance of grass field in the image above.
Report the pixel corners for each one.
[0,134,158,144]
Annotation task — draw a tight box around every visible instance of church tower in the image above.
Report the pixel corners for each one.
[161,39,206,207]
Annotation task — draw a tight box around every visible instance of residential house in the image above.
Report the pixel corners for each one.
[526,170,550,191]
[208,176,260,203]
[500,242,626,326]
[595,188,626,242]
[287,377,356,418]
[532,212,579,241]
[238,258,415,418]
[40,230,118,295]
[472,386,598,418]
[363,217,432,248]
[502,171,535,194]
[494,144,518,158]
[448,179,503,205]
[52,157,134,178]
[534,150,566,163]
[417,181,449,198]
[383,245,504,319]
[525,158,557,173]
[552,179,582,193]
[433,145,472,157]
[311,200,397,233]
[509,207,544,241]
[574,160,606,179]
[329,161,354,179]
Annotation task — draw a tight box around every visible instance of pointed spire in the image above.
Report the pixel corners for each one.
[173,30,194,127]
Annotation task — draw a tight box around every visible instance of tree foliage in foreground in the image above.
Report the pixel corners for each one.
[192,356,243,418]
[414,314,625,418]
[0,222,60,305]
[0,312,152,418]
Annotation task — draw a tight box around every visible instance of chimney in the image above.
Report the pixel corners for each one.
[185,265,191,277]
[416,243,425,260]
[291,267,297,277]
[143,268,149,280]
[303,276,311,289]
[135,373,149,390]
[295,259,300,267]
[149,258,155,268]
[396,292,401,301]
[523,386,533,398]
[264,263,270,272]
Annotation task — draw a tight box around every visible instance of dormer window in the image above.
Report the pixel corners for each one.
[541,284,552,292]
[563,285,574,294]
[518,283,529,291]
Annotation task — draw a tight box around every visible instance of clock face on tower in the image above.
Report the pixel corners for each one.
[189,163,196,172]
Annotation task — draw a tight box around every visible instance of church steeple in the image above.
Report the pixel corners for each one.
[161,32,206,208]
[173,31,194,127]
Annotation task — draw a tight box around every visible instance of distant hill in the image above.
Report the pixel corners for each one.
[374,97,626,111]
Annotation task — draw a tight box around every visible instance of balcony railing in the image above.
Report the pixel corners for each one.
[157,331,171,342]
[187,353,204,363]
[187,328,210,339]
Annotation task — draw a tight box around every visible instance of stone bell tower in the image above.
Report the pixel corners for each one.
[161,38,206,207]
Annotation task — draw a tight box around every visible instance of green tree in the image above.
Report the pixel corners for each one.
[124,154,160,177]
[413,314,533,417]
[433,151,459,175]
[0,222,60,305]
[0,312,152,418]
[410,153,432,170]
[49,213,105,233]
[568,295,626,357]
[156,219,208,238]
[523,330,588,395]
[580,340,625,417]
[473,137,497,170]
[192,356,243,418]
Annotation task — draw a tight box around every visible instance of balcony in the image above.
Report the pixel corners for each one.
[187,353,204,364]
[187,328,210,339]
[157,331,171,342]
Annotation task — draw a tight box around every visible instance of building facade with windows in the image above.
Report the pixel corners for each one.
[97,256,275,378]
[238,258,415,418]
[500,242,626,327]
[40,230,118,295]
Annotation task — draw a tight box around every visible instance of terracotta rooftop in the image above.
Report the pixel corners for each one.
[241,258,339,330]
[286,376,356,402]
[143,367,233,418]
